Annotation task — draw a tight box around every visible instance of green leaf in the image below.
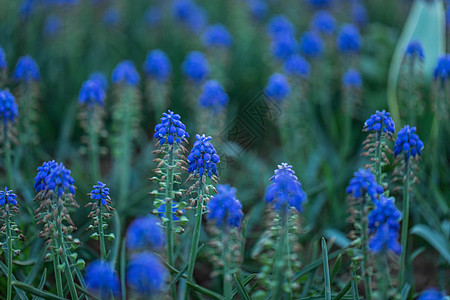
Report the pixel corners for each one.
[292,250,341,281]
[400,283,411,300]
[232,274,252,300]
[232,274,256,298]
[330,253,342,284]
[410,224,450,264]
[334,281,351,300]
[120,239,127,300]
[324,229,351,249]
[32,269,47,300]
[321,238,331,300]
[12,281,65,300]
[0,260,29,300]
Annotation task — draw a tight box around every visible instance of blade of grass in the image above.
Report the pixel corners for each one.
[231,274,256,298]
[120,239,127,300]
[321,237,331,300]
[334,281,352,300]
[0,261,29,300]
[12,281,65,300]
[32,269,47,300]
[232,274,251,300]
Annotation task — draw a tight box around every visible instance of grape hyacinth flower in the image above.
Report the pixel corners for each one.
[417,289,447,300]
[0,89,18,125]
[337,24,361,54]
[154,110,189,145]
[202,24,233,48]
[157,204,181,221]
[181,51,210,84]
[405,40,424,61]
[102,7,121,27]
[126,215,165,251]
[111,60,140,86]
[267,15,295,38]
[13,55,40,83]
[433,54,450,83]
[307,0,332,9]
[187,134,220,178]
[78,79,106,106]
[284,54,310,78]
[346,168,383,202]
[364,110,395,135]
[264,73,291,102]
[342,68,362,88]
[207,184,243,228]
[143,49,172,83]
[34,160,76,197]
[89,72,108,90]
[198,79,228,113]
[300,31,324,58]
[246,0,268,20]
[127,252,168,296]
[0,90,19,187]
[0,46,7,71]
[89,181,111,206]
[394,125,424,160]
[85,260,120,298]
[352,1,368,28]
[172,0,207,33]
[43,15,61,38]
[311,10,335,35]
[270,33,298,61]
[0,187,18,206]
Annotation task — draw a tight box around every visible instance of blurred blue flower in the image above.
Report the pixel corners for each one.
[157,204,181,221]
[207,184,243,228]
[267,15,295,38]
[284,54,310,78]
[342,68,362,87]
[89,72,108,90]
[0,89,18,125]
[363,110,395,134]
[102,7,120,27]
[246,0,268,20]
[264,73,290,102]
[270,33,298,61]
[20,0,34,18]
[89,182,110,206]
[126,215,165,251]
[311,10,335,35]
[394,125,424,159]
[368,195,401,234]
[405,40,424,61]
[112,60,140,86]
[300,31,324,58]
[198,80,228,113]
[307,0,332,9]
[143,49,172,83]
[346,168,383,202]
[127,252,168,296]
[433,54,450,83]
[181,51,210,84]
[265,163,307,212]
[337,24,361,54]
[34,161,76,197]
[368,221,401,254]
[202,24,233,48]
[154,110,189,145]
[43,15,61,38]
[417,289,446,300]
[85,260,120,299]
[0,46,7,70]
[187,134,220,178]
[172,0,207,33]
[78,79,106,106]
[0,187,18,206]
[352,2,368,28]
[14,55,40,82]
[145,6,162,27]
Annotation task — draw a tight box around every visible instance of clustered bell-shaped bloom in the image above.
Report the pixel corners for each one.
[34,161,76,197]
[352,2,368,28]
[363,110,395,134]
[207,184,243,228]
[284,54,310,78]
[157,204,181,221]
[300,31,324,58]
[246,0,268,20]
[346,168,383,202]
[85,260,120,299]
[154,110,189,145]
[181,51,210,84]
[264,73,290,102]
[394,125,424,160]
[145,6,161,27]
[202,24,233,48]
[126,215,165,251]
[0,46,6,70]
[111,60,140,86]
[267,15,295,38]
[0,89,18,125]
[307,0,332,9]
[265,163,307,213]
[417,289,447,300]
[0,187,18,206]
[89,72,108,90]
[127,252,168,296]
[89,181,110,206]
[13,55,40,82]
[342,68,362,88]
[270,33,298,61]
[337,24,361,54]
[143,49,172,83]
[311,10,335,35]
[187,134,220,178]
[198,80,228,113]
[78,79,106,106]
[405,40,424,61]
[433,54,450,83]
[172,0,207,33]
[368,221,401,254]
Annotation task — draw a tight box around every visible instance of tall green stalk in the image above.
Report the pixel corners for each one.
[399,159,410,288]
[87,109,100,181]
[222,228,232,300]
[165,146,176,299]
[360,197,372,300]
[53,240,63,297]
[273,207,288,300]
[377,251,389,300]
[98,204,107,260]
[5,210,12,300]
[375,132,382,185]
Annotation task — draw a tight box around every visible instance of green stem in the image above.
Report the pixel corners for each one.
[53,241,63,297]
[4,126,13,188]
[222,228,232,300]
[98,204,107,260]
[399,159,410,289]
[6,210,12,300]
[375,131,382,185]
[88,109,100,181]
[377,251,388,300]
[118,88,133,210]
[165,146,176,300]
[350,268,359,300]
[360,197,372,300]
[273,207,288,299]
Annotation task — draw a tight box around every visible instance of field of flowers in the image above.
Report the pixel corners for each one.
[0,0,449,299]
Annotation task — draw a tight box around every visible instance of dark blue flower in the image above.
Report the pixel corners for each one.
[405,40,424,60]
[0,89,18,125]
[157,204,182,221]
[394,125,424,159]
[78,79,106,106]
[143,49,172,82]
[89,72,108,90]
[270,33,298,61]
[198,80,228,113]
[267,15,295,38]
[265,163,307,212]
[337,24,361,53]
[181,51,210,84]
[311,10,335,35]
[307,0,332,9]
[363,110,395,134]
[284,54,310,78]
[34,161,76,197]
[187,134,220,178]
[172,0,207,33]
[207,184,243,228]
[0,46,7,70]
[300,31,324,58]
[43,15,61,38]
[246,0,268,20]
[202,24,233,48]
[14,55,40,82]
[264,73,290,102]
[433,54,450,83]
[85,260,120,299]
[417,289,446,300]
[102,7,120,27]
[89,182,110,206]
[352,2,368,28]
[145,6,161,27]
[346,168,383,202]
[127,252,168,296]
[368,222,401,254]
[342,68,362,88]
[126,215,165,251]
[154,110,189,145]
[0,187,18,206]
[112,60,140,86]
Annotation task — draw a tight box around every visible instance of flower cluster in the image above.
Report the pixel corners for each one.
[112,60,140,86]
[394,125,424,159]
[89,182,110,206]
[43,15,61,38]
[363,110,395,134]
[0,187,18,206]
[127,252,168,296]
[337,24,361,54]
[0,89,18,125]
[267,15,294,38]
[405,40,424,61]
[13,55,40,82]
[85,260,120,298]
[78,79,106,106]
[245,0,268,20]
[89,72,108,90]
[284,54,310,78]
[417,289,447,300]
[342,68,362,88]
[207,184,243,228]
[202,24,233,48]
[126,215,165,251]
[181,51,210,84]
[270,33,298,61]
[311,10,335,35]
[307,0,331,9]
[265,163,307,212]
[187,134,220,178]
[300,31,324,58]
[154,110,189,145]
[346,168,383,202]
[34,160,76,197]
[172,0,207,33]
[352,2,368,28]
[264,73,290,102]
[0,46,6,70]
[433,54,450,83]
[143,49,172,83]
[198,80,228,113]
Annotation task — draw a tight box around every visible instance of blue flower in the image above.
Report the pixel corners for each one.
[433,54,450,83]
[89,182,110,206]
[154,110,189,145]
[34,161,76,197]
[85,260,120,299]
[246,0,268,20]
[0,46,7,70]
[265,163,307,212]
[300,31,324,58]
[43,15,61,37]
[405,40,424,60]
[112,60,140,86]
[0,187,18,206]
[264,73,290,102]
[368,195,401,234]
[172,0,207,33]
[284,54,310,78]
[267,15,295,38]
[145,6,161,27]
[181,51,210,84]
[157,204,182,221]
[89,72,108,90]
[143,49,172,82]
[270,33,298,61]
[368,222,401,254]
[417,289,446,300]
[207,184,243,228]
[363,110,395,134]
[78,79,106,106]
[127,252,168,296]
[198,80,228,113]
[352,2,368,28]
[337,24,361,54]
[102,7,120,27]
[187,134,220,178]
[0,89,18,125]
[346,168,383,202]
[126,215,165,251]
[394,125,424,159]
[202,24,233,48]
[14,55,40,82]
[342,68,362,88]
[307,0,332,9]
[311,10,335,35]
